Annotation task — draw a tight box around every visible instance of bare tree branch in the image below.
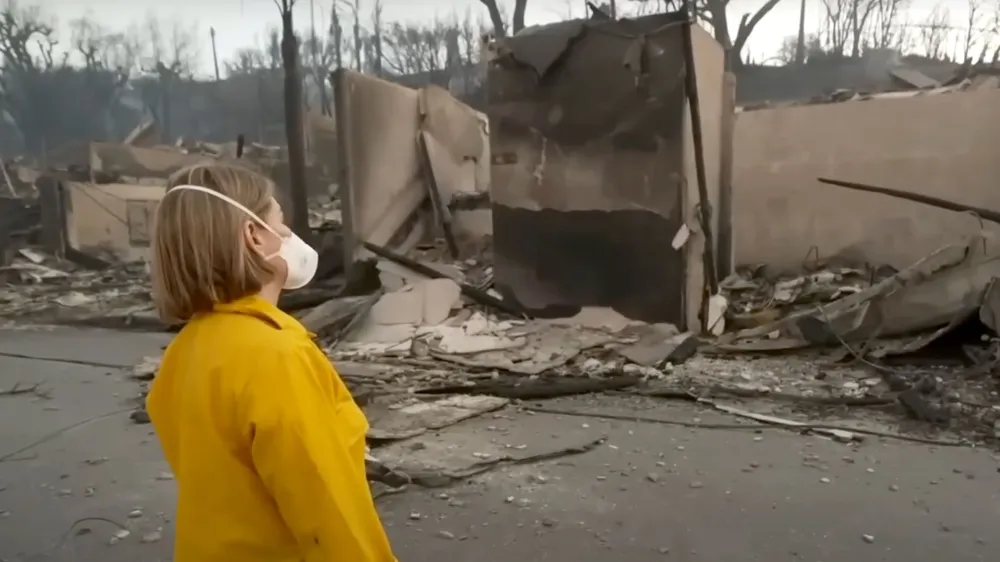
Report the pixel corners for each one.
[919,3,951,59]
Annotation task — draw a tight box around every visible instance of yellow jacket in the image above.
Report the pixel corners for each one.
[147,295,395,562]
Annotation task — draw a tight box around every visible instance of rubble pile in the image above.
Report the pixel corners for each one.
[8,59,1000,496]
[720,265,883,331]
[0,248,154,329]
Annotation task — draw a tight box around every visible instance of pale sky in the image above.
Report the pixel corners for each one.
[37,0,978,77]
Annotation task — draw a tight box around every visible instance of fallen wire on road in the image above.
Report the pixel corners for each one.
[0,350,130,369]
[25,516,130,560]
[0,381,48,398]
[0,407,134,463]
[521,405,971,447]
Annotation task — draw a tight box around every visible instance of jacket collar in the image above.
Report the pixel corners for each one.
[212,294,308,335]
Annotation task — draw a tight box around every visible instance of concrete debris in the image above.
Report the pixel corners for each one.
[368,278,462,326]
[366,395,510,441]
[719,234,1000,352]
[719,265,874,333]
[372,426,605,488]
[618,325,697,367]
[0,249,156,328]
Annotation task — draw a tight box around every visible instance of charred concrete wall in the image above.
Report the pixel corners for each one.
[64,182,166,262]
[489,15,726,329]
[733,88,1000,271]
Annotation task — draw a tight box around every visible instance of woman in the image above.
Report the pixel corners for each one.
[146,163,396,562]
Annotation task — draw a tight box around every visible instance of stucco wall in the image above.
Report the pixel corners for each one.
[733,88,1000,271]
[336,71,491,264]
[64,182,166,262]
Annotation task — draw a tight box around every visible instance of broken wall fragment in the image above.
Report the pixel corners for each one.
[333,70,492,268]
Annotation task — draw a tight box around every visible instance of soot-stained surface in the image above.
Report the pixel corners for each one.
[492,204,684,324]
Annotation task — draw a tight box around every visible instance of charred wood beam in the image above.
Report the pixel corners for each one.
[681,17,719,300]
[361,241,524,316]
[817,177,1000,225]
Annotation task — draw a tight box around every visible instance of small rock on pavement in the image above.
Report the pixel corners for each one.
[646,473,660,483]
[688,480,704,489]
[141,530,163,543]
[109,529,130,545]
[862,534,875,544]
[436,530,455,540]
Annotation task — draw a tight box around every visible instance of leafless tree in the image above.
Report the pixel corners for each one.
[777,34,800,64]
[0,2,146,155]
[632,0,786,68]
[869,0,907,48]
[127,16,199,139]
[478,0,524,37]
[849,0,878,56]
[457,9,486,67]
[820,0,852,55]
[301,10,342,112]
[0,1,64,154]
[136,16,198,77]
[918,3,951,59]
[225,29,283,75]
[820,0,878,57]
[916,4,951,59]
[70,18,136,73]
[986,1,1000,61]
[963,0,984,61]
[329,0,344,70]
[370,0,384,76]
[382,20,450,75]
[699,0,785,68]
[344,0,364,70]
[777,32,826,64]
[69,18,137,139]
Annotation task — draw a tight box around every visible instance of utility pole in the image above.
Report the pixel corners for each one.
[210,27,221,80]
[794,0,807,65]
[310,0,318,70]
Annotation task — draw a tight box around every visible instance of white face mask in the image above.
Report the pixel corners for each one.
[168,185,319,290]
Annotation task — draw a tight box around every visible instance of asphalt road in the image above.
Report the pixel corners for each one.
[0,326,997,562]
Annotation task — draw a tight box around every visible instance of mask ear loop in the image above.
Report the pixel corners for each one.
[168,184,284,259]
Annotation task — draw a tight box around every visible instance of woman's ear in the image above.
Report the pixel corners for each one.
[243,221,264,252]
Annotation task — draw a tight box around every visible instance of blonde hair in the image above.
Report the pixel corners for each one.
[151,163,276,324]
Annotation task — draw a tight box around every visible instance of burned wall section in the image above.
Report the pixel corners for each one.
[488,13,696,326]
[335,70,492,265]
[733,88,1000,271]
[63,182,166,262]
